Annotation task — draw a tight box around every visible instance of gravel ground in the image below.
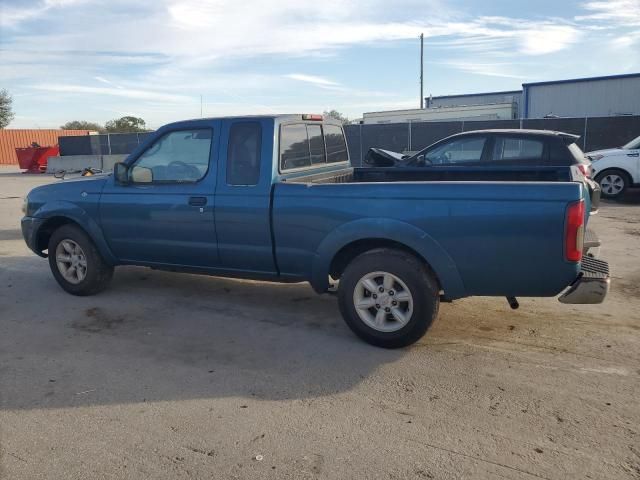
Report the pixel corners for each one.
[1,167,639,480]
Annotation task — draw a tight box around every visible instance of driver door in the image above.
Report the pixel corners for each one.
[100,121,220,268]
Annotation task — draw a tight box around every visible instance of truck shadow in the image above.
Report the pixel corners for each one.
[0,258,403,410]
[604,188,640,205]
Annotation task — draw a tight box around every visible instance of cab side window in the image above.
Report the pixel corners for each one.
[227,122,262,186]
[131,129,212,183]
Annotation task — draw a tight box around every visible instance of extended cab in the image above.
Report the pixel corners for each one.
[22,115,610,348]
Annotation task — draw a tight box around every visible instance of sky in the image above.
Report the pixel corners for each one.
[1,0,639,128]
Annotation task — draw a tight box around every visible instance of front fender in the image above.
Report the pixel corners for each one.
[32,201,117,265]
[310,218,466,299]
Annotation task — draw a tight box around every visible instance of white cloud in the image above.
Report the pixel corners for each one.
[1,0,89,28]
[285,74,340,87]
[440,62,525,79]
[4,0,635,127]
[31,84,191,103]
[3,1,582,60]
[577,1,640,27]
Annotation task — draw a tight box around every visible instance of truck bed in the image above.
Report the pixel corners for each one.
[273,171,587,299]
[284,166,575,184]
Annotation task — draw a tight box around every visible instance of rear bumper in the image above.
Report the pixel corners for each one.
[559,257,610,304]
[21,216,46,257]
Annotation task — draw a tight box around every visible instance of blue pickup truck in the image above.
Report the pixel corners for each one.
[22,114,610,348]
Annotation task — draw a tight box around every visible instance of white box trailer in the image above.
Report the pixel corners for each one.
[362,102,517,124]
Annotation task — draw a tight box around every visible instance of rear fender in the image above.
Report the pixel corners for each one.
[311,218,466,298]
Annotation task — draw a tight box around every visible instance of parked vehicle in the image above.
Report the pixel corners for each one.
[587,135,640,199]
[365,129,601,212]
[367,129,590,170]
[22,115,610,348]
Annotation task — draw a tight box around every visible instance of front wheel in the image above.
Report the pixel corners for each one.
[48,224,114,296]
[596,169,630,199]
[338,249,440,348]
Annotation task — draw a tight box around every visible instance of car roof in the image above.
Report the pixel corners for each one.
[449,129,579,141]
[165,114,343,126]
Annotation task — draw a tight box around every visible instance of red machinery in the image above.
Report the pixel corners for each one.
[15,145,59,173]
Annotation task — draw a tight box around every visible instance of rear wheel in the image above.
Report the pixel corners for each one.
[338,249,439,348]
[596,169,630,199]
[48,224,114,296]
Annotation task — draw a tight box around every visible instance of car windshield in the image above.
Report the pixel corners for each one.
[622,135,640,150]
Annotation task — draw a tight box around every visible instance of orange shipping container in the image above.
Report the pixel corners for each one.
[0,129,94,165]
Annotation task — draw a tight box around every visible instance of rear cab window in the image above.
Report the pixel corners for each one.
[324,124,349,163]
[279,122,348,172]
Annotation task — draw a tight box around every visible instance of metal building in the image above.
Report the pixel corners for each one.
[362,102,517,124]
[522,73,640,119]
[426,90,522,117]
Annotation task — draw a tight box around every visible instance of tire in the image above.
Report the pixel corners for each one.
[338,248,439,348]
[48,224,114,296]
[596,169,630,199]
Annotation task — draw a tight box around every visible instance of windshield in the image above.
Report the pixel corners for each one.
[623,135,640,150]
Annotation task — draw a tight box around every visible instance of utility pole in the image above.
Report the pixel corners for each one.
[419,33,424,109]
[200,95,203,117]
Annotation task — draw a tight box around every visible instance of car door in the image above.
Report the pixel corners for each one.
[214,117,276,274]
[627,146,640,183]
[99,121,220,268]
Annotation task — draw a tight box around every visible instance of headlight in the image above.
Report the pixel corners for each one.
[22,196,29,215]
[589,154,604,162]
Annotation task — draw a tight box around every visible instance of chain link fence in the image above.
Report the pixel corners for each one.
[58,116,640,168]
[59,132,154,156]
[344,115,640,166]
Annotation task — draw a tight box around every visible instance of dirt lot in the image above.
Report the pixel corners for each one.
[1,167,639,480]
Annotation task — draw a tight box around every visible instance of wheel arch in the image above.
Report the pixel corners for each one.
[595,167,634,195]
[595,166,633,182]
[310,218,466,299]
[32,203,117,264]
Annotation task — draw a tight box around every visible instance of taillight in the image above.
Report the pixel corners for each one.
[577,164,591,178]
[565,200,585,262]
[302,114,323,121]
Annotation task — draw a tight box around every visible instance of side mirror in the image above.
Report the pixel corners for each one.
[114,162,129,185]
[131,166,153,183]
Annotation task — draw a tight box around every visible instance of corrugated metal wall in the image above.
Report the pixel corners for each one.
[429,91,522,115]
[0,130,92,164]
[525,76,640,119]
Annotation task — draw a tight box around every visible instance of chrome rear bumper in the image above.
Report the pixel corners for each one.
[559,257,610,305]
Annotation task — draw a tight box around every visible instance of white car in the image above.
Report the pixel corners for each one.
[588,135,640,199]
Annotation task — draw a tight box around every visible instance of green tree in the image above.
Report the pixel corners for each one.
[0,89,15,128]
[104,116,148,133]
[60,120,104,132]
[323,109,350,125]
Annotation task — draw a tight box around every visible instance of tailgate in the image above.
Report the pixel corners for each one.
[585,177,601,212]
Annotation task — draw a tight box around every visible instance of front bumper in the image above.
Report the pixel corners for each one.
[559,256,610,304]
[21,216,46,257]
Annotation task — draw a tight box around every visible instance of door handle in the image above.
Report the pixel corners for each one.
[188,196,207,207]
[627,152,639,157]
